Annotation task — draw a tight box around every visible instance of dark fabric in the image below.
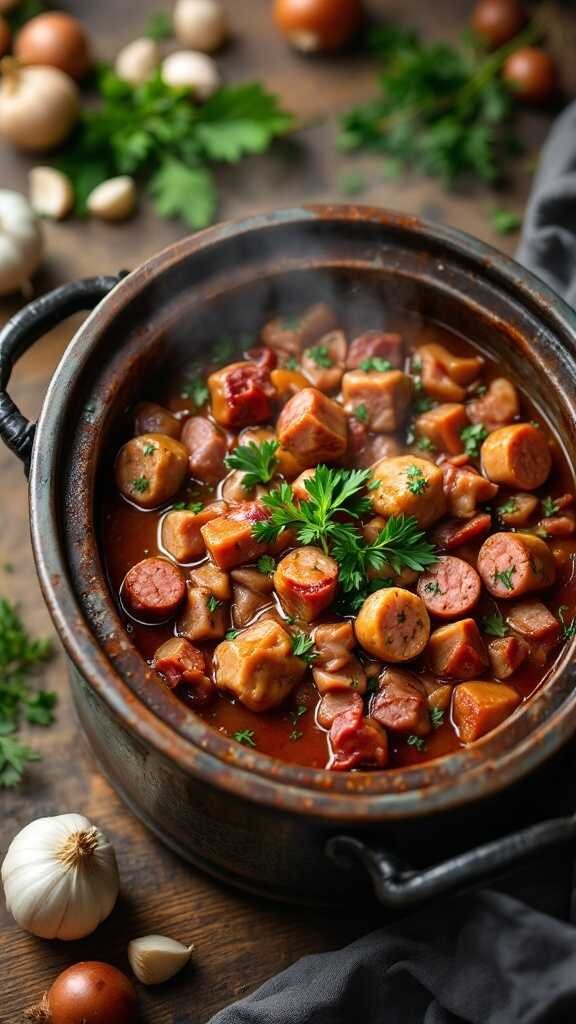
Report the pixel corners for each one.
[208,106,576,1024]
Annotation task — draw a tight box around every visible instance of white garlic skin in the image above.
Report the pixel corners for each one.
[0,63,79,151]
[0,189,43,295]
[161,50,221,100]
[29,166,74,220]
[1,813,119,940]
[87,176,136,222]
[128,934,193,985]
[173,0,228,53]
[115,37,160,86]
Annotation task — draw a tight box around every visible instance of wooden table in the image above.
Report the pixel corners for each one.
[1,2,574,1020]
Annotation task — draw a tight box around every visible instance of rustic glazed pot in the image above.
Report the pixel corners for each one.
[2,205,576,907]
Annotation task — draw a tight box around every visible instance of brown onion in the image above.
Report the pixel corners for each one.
[273,0,363,53]
[27,962,138,1024]
[503,47,558,104]
[14,13,92,80]
[0,16,10,58]
[471,0,526,49]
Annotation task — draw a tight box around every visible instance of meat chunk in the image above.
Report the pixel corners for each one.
[328,708,389,771]
[313,656,367,695]
[177,584,227,642]
[214,619,307,711]
[415,403,468,455]
[477,532,556,599]
[161,505,221,563]
[506,600,560,643]
[346,330,404,370]
[152,637,214,705]
[180,416,227,483]
[488,636,529,679]
[441,461,498,519]
[347,425,400,469]
[481,423,552,490]
[417,343,484,402]
[432,513,492,551]
[245,345,278,371]
[417,556,482,619]
[134,402,181,439]
[313,621,355,670]
[467,378,519,432]
[231,567,275,594]
[115,433,188,509]
[274,546,339,622]
[208,361,276,428]
[426,682,453,712]
[261,303,337,356]
[370,667,431,736]
[428,619,489,679]
[355,587,430,662]
[201,501,271,570]
[497,493,539,527]
[453,681,521,742]
[301,330,346,392]
[123,557,185,621]
[342,369,413,433]
[189,562,231,601]
[316,690,363,729]
[277,387,348,465]
[270,367,310,402]
[371,455,447,528]
[230,567,274,628]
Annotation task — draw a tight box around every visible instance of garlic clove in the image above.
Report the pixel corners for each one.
[87,176,136,222]
[115,37,160,86]
[173,0,228,53]
[29,166,74,220]
[128,934,194,985]
[161,50,221,101]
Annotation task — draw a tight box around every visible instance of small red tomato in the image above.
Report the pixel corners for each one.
[471,0,526,49]
[273,0,363,53]
[46,962,138,1024]
[503,47,558,105]
[14,12,92,80]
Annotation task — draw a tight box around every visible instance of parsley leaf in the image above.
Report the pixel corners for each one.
[481,609,509,637]
[558,606,576,641]
[225,440,280,489]
[415,435,436,452]
[206,595,223,613]
[490,207,522,235]
[285,356,299,370]
[181,372,209,407]
[460,422,488,457]
[233,729,256,747]
[306,344,333,368]
[291,633,318,664]
[332,514,438,593]
[256,555,276,577]
[132,476,149,494]
[430,706,444,729]
[354,403,369,424]
[406,464,427,495]
[359,357,392,372]
[150,159,217,230]
[145,11,173,40]
[542,496,560,518]
[498,498,519,519]
[407,734,426,751]
[0,735,41,788]
[195,83,294,162]
[493,566,516,591]
[225,629,241,640]
[173,500,204,513]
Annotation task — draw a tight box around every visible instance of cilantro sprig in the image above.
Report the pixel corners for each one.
[225,440,280,490]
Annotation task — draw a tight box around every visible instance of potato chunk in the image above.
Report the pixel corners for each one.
[371,455,447,528]
[214,619,307,711]
[201,501,270,570]
[415,403,468,455]
[342,369,412,433]
[301,330,346,392]
[161,505,221,563]
[453,681,521,742]
[177,585,227,642]
[115,433,188,509]
[277,387,348,466]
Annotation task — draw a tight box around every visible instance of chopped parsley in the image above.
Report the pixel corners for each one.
[173,501,204,513]
[206,595,223,613]
[132,476,149,494]
[291,632,318,665]
[285,355,299,370]
[225,629,241,640]
[493,566,516,592]
[430,706,445,729]
[413,395,434,414]
[289,729,304,742]
[181,373,209,407]
[143,442,156,456]
[406,734,426,751]
[359,357,392,372]
[288,704,308,725]
[224,439,280,489]
[424,580,442,595]
[415,436,436,452]
[460,423,488,458]
[256,555,276,576]
[490,208,522,236]
[354,403,369,424]
[498,498,519,519]
[306,344,333,368]
[406,464,427,495]
[481,609,509,637]
[541,496,560,518]
[233,729,256,747]
[558,606,576,641]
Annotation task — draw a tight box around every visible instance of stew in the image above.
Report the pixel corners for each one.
[100,302,576,772]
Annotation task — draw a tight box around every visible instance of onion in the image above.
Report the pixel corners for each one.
[273,0,363,53]
[173,0,228,53]
[0,16,10,58]
[26,962,138,1024]
[14,12,92,80]
[0,59,79,151]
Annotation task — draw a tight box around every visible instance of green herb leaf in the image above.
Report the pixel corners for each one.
[291,632,318,665]
[132,476,149,494]
[306,344,333,368]
[150,158,217,230]
[332,514,438,593]
[359,357,392,372]
[143,442,156,456]
[256,555,276,577]
[181,373,209,407]
[0,735,41,788]
[224,440,280,489]
[490,207,522,235]
[406,464,427,495]
[233,728,256,747]
[415,435,436,452]
[498,498,518,519]
[206,595,223,613]
[285,356,299,370]
[406,734,426,751]
[225,629,241,640]
[25,691,57,726]
[289,729,304,742]
[145,11,173,40]
[288,704,308,725]
[195,83,294,162]
[558,606,576,641]
[542,496,560,518]
[430,706,444,729]
[493,566,516,591]
[460,422,488,457]
[354,403,369,424]
[481,609,509,637]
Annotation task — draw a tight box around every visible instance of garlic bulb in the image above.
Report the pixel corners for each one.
[161,50,221,100]
[173,0,228,53]
[115,37,160,85]
[29,166,74,220]
[0,189,43,295]
[1,813,119,940]
[128,934,193,985]
[0,59,79,151]
[87,176,137,222]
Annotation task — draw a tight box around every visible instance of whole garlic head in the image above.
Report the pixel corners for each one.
[0,189,43,295]
[173,0,228,53]
[1,812,119,940]
[161,50,221,100]
[115,37,160,86]
[128,934,193,985]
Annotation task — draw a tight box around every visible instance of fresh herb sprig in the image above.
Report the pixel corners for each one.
[461,423,488,457]
[225,440,280,490]
[481,608,509,637]
[291,633,318,665]
[559,606,576,641]
[56,68,293,229]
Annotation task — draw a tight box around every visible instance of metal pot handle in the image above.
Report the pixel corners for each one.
[326,813,576,908]
[0,274,123,472]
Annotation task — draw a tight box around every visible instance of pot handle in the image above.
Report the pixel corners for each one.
[326,812,576,908]
[0,274,124,471]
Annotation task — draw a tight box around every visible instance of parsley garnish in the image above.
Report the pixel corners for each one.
[212,336,235,365]
[542,496,560,518]
[413,395,434,413]
[206,595,223,613]
[498,498,518,519]
[460,423,488,457]
[424,580,442,595]
[233,729,256,747]
[490,207,522,235]
[339,171,366,196]
[406,464,427,495]
[407,734,426,751]
[415,436,436,452]
[493,566,516,591]
[288,704,308,725]
[173,501,204,513]
[481,609,509,637]
[359,357,392,372]
[225,629,240,640]
[558,606,576,641]
[285,356,299,370]
[289,729,304,742]
[306,344,333,368]
[145,10,172,40]
[181,373,209,407]
[132,476,149,494]
[291,633,318,665]
[143,442,156,456]
[354,403,369,424]
[430,707,444,729]
[256,555,276,576]
[225,440,279,490]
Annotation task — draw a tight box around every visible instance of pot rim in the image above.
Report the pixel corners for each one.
[29,204,576,822]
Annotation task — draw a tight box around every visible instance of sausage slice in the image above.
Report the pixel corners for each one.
[417,556,482,619]
[134,402,181,439]
[481,423,552,490]
[152,637,215,706]
[432,513,492,551]
[355,587,430,662]
[316,690,363,729]
[123,557,185,621]
[477,532,556,599]
[328,708,389,771]
[181,416,227,483]
[115,433,189,509]
[274,546,339,622]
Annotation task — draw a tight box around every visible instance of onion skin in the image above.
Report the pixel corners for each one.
[0,62,79,151]
[14,13,92,80]
[471,0,526,49]
[503,47,558,104]
[273,0,363,53]
[46,963,138,1024]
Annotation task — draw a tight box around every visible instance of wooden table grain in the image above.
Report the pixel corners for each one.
[1,1,574,1021]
